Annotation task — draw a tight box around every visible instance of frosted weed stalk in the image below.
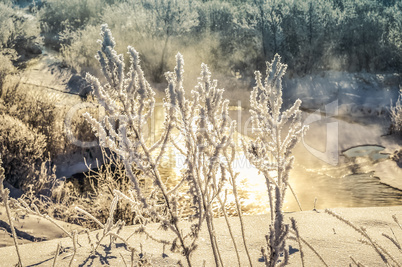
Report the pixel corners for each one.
[82,24,250,266]
[390,88,402,135]
[0,156,23,267]
[169,53,252,266]
[83,24,198,266]
[326,209,402,267]
[243,55,307,266]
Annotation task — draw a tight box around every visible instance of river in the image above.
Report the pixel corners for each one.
[148,104,402,215]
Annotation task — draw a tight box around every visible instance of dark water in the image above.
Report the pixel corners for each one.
[234,160,402,214]
[286,171,402,212]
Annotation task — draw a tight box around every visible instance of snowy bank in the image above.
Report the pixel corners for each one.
[1,206,402,266]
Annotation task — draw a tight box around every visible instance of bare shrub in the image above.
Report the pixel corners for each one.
[65,149,139,229]
[64,102,98,145]
[60,25,100,73]
[0,77,99,160]
[0,1,41,60]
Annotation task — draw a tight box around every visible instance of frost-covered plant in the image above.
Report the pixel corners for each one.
[39,0,104,44]
[84,24,172,211]
[0,114,46,189]
[78,148,138,227]
[80,24,308,266]
[390,88,402,135]
[0,53,14,94]
[0,2,40,49]
[83,24,253,266]
[0,156,23,267]
[326,209,402,267]
[1,80,67,158]
[243,54,307,266]
[84,24,194,266]
[169,53,250,266]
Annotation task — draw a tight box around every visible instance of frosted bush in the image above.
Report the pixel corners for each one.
[0,53,14,94]
[82,24,249,265]
[39,0,104,37]
[84,24,199,264]
[0,1,41,56]
[1,81,66,158]
[0,114,46,189]
[60,25,100,73]
[169,52,248,265]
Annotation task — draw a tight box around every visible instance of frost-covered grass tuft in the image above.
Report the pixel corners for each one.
[390,88,402,135]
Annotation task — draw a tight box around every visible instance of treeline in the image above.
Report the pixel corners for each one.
[2,0,402,82]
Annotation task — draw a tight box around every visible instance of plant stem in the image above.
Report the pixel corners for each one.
[1,178,23,267]
[226,160,253,267]
[218,195,241,267]
[288,184,302,211]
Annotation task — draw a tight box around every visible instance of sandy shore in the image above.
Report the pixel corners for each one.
[1,205,402,266]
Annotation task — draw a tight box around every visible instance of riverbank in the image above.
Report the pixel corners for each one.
[1,205,402,266]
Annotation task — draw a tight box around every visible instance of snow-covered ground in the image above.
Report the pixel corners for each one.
[2,206,402,266]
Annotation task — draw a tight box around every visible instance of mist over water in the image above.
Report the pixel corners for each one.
[149,100,402,215]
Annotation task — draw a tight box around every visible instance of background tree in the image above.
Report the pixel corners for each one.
[143,0,198,81]
[252,0,284,68]
[56,0,402,81]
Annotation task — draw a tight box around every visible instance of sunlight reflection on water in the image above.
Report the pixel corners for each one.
[153,105,402,215]
[161,144,402,215]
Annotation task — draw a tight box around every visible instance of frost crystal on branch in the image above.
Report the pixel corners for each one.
[85,24,176,217]
[391,88,402,135]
